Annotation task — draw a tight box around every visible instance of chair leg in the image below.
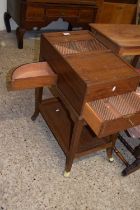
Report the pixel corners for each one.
[122,145,140,176]
[114,146,129,166]
[31,87,43,121]
[133,144,140,159]
[125,130,131,137]
[122,158,140,176]
[115,135,140,176]
[118,134,134,154]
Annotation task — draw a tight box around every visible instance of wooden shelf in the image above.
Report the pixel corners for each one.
[39,98,112,158]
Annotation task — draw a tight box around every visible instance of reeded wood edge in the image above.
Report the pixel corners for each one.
[6,67,16,91]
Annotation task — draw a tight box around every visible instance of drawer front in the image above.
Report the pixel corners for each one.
[7,62,57,91]
[46,7,78,17]
[26,6,45,21]
[87,76,140,102]
[83,91,140,138]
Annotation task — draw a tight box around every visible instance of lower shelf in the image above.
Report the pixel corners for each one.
[39,98,112,158]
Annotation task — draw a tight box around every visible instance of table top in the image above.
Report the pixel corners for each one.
[90,24,140,56]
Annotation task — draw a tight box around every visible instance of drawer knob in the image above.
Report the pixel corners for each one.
[56,108,60,112]
[112,86,116,92]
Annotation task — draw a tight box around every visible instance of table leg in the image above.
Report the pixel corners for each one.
[31,87,43,121]
[16,27,26,49]
[64,119,84,177]
[106,134,117,162]
[4,12,11,32]
[122,158,140,176]
[125,145,140,175]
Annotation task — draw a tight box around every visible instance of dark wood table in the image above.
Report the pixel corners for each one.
[8,30,140,176]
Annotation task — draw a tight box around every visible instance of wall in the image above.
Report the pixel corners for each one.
[0,0,17,31]
[0,0,7,30]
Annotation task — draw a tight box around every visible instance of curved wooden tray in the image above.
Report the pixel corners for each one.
[7,62,57,91]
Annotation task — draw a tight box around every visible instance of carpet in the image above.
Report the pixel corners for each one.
[0,31,140,210]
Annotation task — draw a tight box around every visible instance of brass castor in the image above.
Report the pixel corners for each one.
[109,157,114,162]
[64,171,70,177]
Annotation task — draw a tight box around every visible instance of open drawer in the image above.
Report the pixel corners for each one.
[83,90,140,138]
[7,62,57,91]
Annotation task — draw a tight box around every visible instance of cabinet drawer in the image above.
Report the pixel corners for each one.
[83,90,140,138]
[26,6,45,21]
[7,62,57,91]
[46,7,78,17]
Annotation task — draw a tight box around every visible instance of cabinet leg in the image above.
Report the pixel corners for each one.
[16,27,26,49]
[106,134,117,162]
[64,119,84,176]
[4,12,11,32]
[31,87,43,121]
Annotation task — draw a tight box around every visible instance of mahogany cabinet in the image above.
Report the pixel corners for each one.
[4,0,103,49]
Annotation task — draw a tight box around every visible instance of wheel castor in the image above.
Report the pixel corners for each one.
[64,171,70,177]
[109,157,114,162]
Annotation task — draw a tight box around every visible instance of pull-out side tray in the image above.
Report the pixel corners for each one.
[7,62,57,91]
[83,91,140,138]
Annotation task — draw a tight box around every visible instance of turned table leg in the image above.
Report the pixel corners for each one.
[64,119,84,177]
[31,87,43,121]
[4,12,11,32]
[122,144,140,176]
[122,158,140,176]
[106,134,118,162]
[114,134,140,176]
[16,27,26,49]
